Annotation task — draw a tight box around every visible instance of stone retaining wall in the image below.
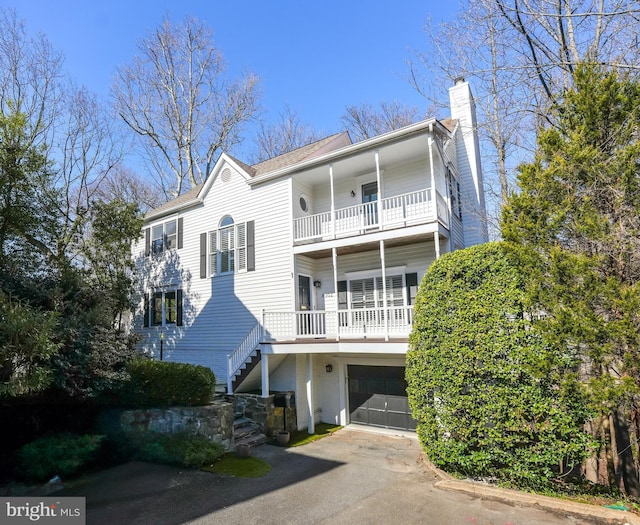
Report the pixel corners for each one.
[118,401,234,450]
[230,393,297,435]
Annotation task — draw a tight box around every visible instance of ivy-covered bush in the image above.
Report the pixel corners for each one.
[406,242,593,488]
[17,433,105,482]
[115,359,216,407]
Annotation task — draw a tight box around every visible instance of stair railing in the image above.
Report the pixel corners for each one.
[227,322,263,393]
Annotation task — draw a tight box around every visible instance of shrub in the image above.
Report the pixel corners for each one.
[406,242,593,488]
[17,433,105,482]
[116,359,216,407]
[131,432,224,468]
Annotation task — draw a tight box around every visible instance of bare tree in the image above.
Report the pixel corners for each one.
[0,8,64,149]
[0,9,125,264]
[410,0,640,231]
[340,101,424,142]
[250,105,323,163]
[112,16,261,199]
[93,164,164,214]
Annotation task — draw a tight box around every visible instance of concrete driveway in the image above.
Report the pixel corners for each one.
[59,427,626,525]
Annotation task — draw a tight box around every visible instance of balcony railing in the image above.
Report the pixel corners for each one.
[262,307,413,341]
[293,188,449,243]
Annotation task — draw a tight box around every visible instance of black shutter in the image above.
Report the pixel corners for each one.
[145,228,150,256]
[246,220,255,272]
[337,280,348,310]
[177,217,183,249]
[200,233,207,278]
[176,289,183,326]
[406,273,418,305]
[150,293,156,326]
[143,293,150,327]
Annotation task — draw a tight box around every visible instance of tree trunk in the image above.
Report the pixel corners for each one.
[604,415,616,488]
[613,409,640,497]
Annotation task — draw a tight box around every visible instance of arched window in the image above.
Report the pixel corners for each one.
[219,216,235,273]
[208,216,252,277]
[220,215,234,228]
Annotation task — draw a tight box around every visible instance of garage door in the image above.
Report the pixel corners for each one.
[348,365,417,431]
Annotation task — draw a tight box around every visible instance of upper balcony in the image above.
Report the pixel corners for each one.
[293,188,449,245]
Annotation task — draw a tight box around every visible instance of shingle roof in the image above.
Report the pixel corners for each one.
[147,183,204,218]
[439,118,458,132]
[250,132,349,176]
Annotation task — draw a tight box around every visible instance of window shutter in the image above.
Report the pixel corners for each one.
[246,220,255,272]
[177,217,183,249]
[143,293,150,327]
[406,273,418,305]
[149,293,156,326]
[337,280,347,310]
[200,233,207,279]
[209,231,217,276]
[176,289,183,326]
[237,222,246,271]
[145,228,150,256]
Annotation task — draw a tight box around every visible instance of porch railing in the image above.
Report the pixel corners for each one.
[262,307,413,341]
[293,188,449,243]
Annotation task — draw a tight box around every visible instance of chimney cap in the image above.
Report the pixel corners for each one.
[454,76,466,85]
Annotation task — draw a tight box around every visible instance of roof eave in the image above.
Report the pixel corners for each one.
[248,117,441,185]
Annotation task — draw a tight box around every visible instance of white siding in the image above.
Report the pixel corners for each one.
[134,162,294,382]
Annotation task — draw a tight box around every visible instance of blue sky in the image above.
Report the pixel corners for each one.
[3,1,460,138]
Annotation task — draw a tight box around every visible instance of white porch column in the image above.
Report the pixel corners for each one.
[428,136,436,218]
[434,232,441,259]
[375,150,383,229]
[226,355,233,394]
[330,164,336,239]
[379,240,389,341]
[306,354,315,434]
[332,247,339,341]
[338,362,347,425]
[261,350,269,398]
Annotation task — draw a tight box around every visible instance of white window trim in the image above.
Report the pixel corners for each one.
[151,218,178,254]
[209,220,248,277]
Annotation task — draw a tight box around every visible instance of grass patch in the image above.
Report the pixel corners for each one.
[286,423,342,447]
[203,454,271,478]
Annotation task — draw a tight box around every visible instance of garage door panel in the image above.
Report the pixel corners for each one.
[386,396,409,412]
[347,365,417,432]
[368,394,387,410]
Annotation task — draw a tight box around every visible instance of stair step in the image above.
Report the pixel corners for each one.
[234,424,261,439]
[233,417,252,428]
[235,433,268,448]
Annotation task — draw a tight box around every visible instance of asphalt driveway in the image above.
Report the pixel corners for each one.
[58,427,623,525]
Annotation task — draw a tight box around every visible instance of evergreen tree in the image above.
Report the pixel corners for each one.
[502,64,640,494]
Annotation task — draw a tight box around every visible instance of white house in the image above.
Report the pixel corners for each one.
[132,79,488,434]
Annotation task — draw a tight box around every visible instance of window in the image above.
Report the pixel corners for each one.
[207,216,252,276]
[146,218,182,255]
[144,289,183,327]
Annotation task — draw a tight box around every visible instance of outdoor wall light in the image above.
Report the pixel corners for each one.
[325,364,333,373]
[350,190,356,198]
[313,280,321,288]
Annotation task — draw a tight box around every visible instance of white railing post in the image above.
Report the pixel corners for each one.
[226,354,233,394]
